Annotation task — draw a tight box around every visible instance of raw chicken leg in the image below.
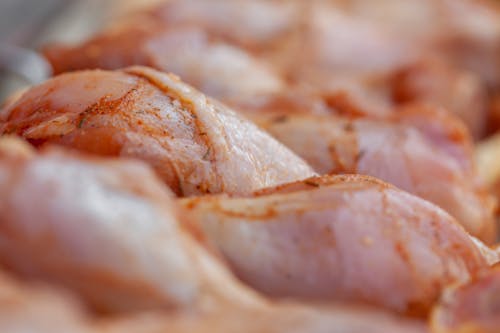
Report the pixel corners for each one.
[181,175,492,316]
[0,67,315,196]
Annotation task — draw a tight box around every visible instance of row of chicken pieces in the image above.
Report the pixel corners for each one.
[1,0,500,332]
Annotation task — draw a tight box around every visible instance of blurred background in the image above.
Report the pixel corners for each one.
[0,0,115,101]
[0,0,499,110]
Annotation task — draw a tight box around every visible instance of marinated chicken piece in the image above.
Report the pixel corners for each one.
[253,105,496,242]
[0,137,261,312]
[181,175,492,316]
[431,266,500,333]
[0,66,315,196]
[43,23,285,100]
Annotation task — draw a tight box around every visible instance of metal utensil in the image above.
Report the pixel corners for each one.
[0,44,52,102]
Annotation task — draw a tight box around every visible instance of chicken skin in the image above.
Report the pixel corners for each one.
[181,175,493,316]
[0,66,315,196]
[253,105,496,242]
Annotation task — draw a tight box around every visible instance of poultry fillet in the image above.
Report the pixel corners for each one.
[0,66,315,196]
